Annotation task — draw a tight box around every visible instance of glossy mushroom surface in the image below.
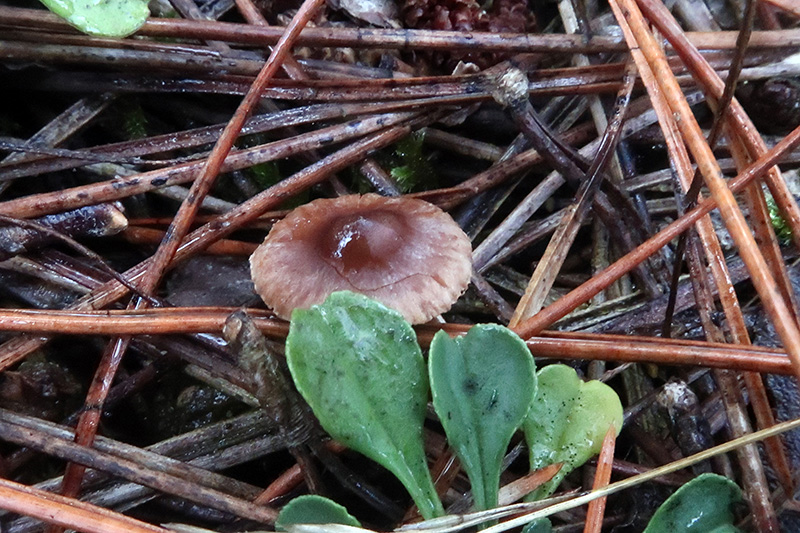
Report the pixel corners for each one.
[250,194,472,324]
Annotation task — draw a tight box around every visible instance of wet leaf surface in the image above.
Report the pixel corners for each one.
[38,0,149,36]
[643,473,743,533]
[429,324,535,511]
[286,291,443,519]
[276,494,361,530]
[524,364,623,500]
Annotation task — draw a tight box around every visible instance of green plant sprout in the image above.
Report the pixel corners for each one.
[38,0,149,37]
[524,364,623,500]
[286,291,444,520]
[429,325,536,513]
[643,474,743,533]
[284,291,623,525]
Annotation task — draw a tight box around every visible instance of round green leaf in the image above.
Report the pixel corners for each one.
[39,0,149,37]
[286,291,443,519]
[644,474,743,533]
[429,324,536,511]
[276,495,361,531]
[524,364,623,499]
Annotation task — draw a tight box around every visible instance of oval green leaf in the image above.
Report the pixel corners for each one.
[644,474,743,533]
[429,324,536,511]
[39,0,149,37]
[524,364,623,500]
[286,291,443,519]
[276,495,361,531]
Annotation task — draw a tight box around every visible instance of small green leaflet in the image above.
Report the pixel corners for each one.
[39,0,149,37]
[429,325,536,512]
[524,364,623,500]
[644,474,743,533]
[521,518,551,533]
[286,291,444,519]
[276,495,361,531]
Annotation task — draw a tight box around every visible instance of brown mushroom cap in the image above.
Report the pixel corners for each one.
[250,193,473,324]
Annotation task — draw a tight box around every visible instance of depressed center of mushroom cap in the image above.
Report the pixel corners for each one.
[317,210,408,277]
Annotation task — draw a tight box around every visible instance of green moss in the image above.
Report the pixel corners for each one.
[245,161,281,189]
[120,100,149,140]
[385,130,438,192]
[767,193,793,243]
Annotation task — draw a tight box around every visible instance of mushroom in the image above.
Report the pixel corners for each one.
[250,193,472,324]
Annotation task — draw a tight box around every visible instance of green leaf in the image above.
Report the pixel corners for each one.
[276,495,361,531]
[524,364,623,500]
[39,0,149,37]
[429,325,536,511]
[286,291,444,519]
[644,474,743,533]
[521,518,552,533]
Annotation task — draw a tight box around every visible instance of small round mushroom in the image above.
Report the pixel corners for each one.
[250,193,472,324]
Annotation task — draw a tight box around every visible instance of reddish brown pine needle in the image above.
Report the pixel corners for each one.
[583,427,616,533]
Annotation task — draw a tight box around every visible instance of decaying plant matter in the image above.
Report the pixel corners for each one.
[2,0,800,530]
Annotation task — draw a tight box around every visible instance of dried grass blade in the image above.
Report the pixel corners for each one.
[0,93,113,195]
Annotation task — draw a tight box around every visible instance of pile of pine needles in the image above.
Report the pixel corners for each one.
[2,0,800,530]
